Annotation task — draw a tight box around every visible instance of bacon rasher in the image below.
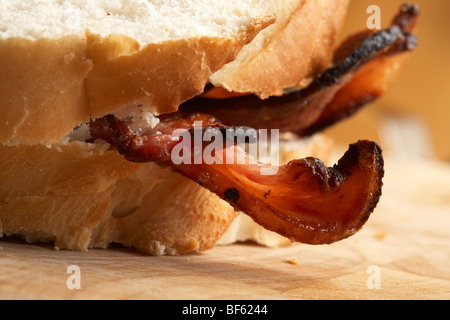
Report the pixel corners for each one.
[180,4,419,136]
[89,112,384,245]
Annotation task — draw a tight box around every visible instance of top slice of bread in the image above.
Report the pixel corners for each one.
[0,0,349,145]
[0,0,275,145]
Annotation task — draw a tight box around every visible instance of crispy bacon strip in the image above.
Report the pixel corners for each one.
[89,114,384,245]
[300,3,419,136]
[180,4,419,135]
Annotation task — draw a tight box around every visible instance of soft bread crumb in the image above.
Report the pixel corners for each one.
[0,0,267,44]
[112,104,160,134]
[68,123,92,142]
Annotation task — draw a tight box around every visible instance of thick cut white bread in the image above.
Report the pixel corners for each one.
[0,0,275,145]
[0,140,236,255]
[0,135,332,255]
[210,0,350,98]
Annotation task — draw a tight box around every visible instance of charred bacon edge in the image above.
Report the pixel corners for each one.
[179,28,397,130]
[234,140,385,244]
[298,4,419,136]
[179,4,418,135]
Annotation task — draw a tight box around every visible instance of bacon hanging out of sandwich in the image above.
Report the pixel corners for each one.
[89,113,384,245]
[88,4,418,245]
[180,4,419,136]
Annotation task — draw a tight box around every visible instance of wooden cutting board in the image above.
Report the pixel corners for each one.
[1,157,449,300]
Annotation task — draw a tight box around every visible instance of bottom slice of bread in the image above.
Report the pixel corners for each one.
[0,134,332,255]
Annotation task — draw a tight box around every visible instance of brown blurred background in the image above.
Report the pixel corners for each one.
[325,0,450,162]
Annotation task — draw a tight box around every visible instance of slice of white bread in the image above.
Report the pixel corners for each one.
[0,139,236,255]
[0,134,332,255]
[0,0,275,145]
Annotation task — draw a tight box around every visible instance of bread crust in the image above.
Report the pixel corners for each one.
[0,36,93,145]
[0,15,275,145]
[84,16,275,118]
[210,0,350,98]
[0,141,237,255]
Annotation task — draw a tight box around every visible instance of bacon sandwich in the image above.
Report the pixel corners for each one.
[0,1,418,255]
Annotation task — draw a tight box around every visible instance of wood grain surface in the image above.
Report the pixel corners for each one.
[1,157,449,300]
